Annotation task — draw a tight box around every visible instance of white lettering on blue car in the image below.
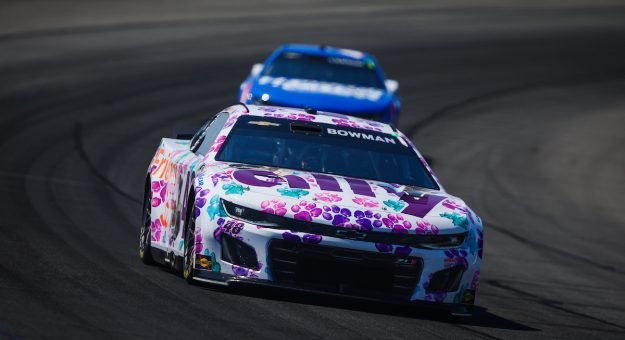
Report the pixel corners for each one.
[258,76,384,102]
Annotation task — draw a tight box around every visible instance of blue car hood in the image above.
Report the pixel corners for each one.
[250,76,392,115]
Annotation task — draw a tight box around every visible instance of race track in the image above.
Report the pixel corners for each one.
[1,0,625,338]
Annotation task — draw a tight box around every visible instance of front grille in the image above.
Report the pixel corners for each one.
[268,239,422,301]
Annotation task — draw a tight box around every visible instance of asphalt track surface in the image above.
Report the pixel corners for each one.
[1,0,625,338]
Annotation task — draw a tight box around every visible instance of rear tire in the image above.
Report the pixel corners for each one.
[139,187,155,265]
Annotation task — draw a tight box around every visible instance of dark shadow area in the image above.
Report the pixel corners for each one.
[193,280,539,332]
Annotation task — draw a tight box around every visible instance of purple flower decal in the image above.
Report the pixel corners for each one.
[303,234,322,244]
[282,232,301,243]
[394,246,411,256]
[294,211,312,222]
[375,243,393,253]
[332,214,350,226]
[444,249,469,269]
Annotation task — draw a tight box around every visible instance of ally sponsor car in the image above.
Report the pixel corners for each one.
[140,104,483,316]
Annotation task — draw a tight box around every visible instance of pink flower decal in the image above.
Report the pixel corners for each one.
[315,192,342,203]
[291,201,322,221]
[352,196,379,208]
[194,226,203,253]
[441,199,468,214]
[264,111,316,121]
[415,220,439,235]
[150,218,162,242]
[331,118,383,131]
[208,135,227,154]
[260,199,287,216]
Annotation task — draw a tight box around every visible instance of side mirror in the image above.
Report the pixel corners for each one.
[176,133,194,140]
[385,79,399,93]
[172,129,194,140]
[172,125,198,140]
[251,63,264,77]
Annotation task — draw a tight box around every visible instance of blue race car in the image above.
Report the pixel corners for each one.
[238,44,401,125]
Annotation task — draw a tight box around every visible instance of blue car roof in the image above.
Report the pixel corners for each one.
[275,44,375,61]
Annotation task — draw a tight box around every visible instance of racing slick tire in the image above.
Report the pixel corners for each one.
[139,183,155,265]
[182,198,197,284]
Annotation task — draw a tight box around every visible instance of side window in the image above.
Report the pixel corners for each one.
[189,120,212,153]
[194,112,229,155]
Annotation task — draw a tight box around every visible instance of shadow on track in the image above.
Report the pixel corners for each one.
[192,279,538,332]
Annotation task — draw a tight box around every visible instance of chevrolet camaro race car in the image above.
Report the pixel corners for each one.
[139,104,483,316]
[238,44,401,125]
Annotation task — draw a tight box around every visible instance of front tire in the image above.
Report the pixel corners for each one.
[139,188,154,265]
[182,200,197,283]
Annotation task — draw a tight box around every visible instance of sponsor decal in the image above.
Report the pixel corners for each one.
[327,128,396,144]
[257,76,384,102]
[327,57,365,67]
[198,255,212,269]
[232,169,443,218]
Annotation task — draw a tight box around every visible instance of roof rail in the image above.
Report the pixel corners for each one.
[235,102,250,113]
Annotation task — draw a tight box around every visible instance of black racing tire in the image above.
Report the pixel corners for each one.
[139,185,155,265]
[182,199,197,284]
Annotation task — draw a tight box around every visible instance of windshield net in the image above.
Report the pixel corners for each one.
[262,52,384,89]
[216,116,438,189]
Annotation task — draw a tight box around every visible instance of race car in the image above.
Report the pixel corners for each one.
[140,104,483,316]
[238,44,401,125]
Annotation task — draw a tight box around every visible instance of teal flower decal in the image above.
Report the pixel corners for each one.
[277,187,309,199]
[440,212,469,228]
[209,252,221,273]
[383,199,406,212]
[222,183,249,195]
[207,195,226,220]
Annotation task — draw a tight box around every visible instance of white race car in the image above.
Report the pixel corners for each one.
[140,104,483,315]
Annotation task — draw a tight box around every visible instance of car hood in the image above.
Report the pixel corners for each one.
[203,163,477,235]
[250,76,392,115]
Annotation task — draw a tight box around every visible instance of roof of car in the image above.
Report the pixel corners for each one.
[276,44,373,61]
[225,104,396,134]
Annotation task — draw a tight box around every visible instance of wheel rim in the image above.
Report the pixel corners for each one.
[139,193,151,259]
[183,206,196,279]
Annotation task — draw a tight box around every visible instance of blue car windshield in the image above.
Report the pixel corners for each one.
[216,116,438,189]
[262,52,385,89]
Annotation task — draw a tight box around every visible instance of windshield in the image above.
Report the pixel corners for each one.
[216,116,438,189]
[262,52,385,89]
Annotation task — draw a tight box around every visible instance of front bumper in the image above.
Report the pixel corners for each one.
[193,215,481,308]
